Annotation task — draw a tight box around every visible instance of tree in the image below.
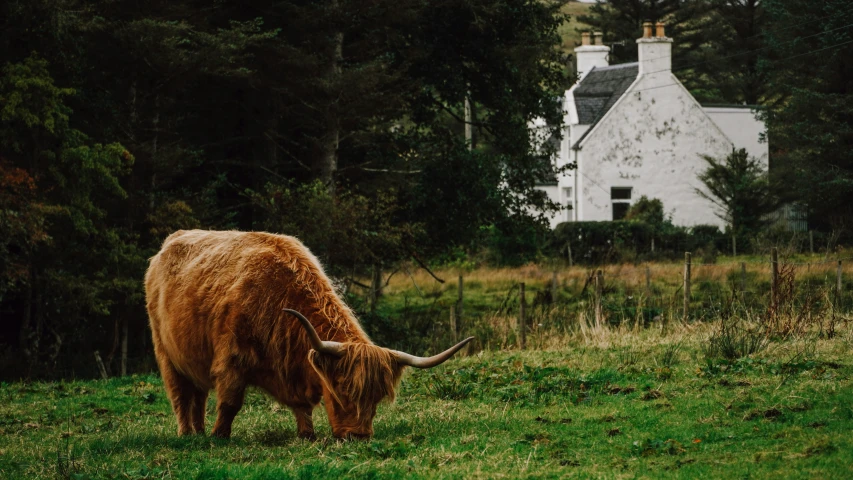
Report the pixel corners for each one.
[761,0,853,231]
[577,1,774,105]
[576,0,706,63]
[0,0,571,374]
[696,148,777,235]
[674,0,774,105]
[0,54,138,375]
[624,196,666,228]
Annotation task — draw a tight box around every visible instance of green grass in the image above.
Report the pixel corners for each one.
[558,1,594,54]
[2,326,853,479]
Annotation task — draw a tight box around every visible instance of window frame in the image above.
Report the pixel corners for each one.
[610,187,632,220]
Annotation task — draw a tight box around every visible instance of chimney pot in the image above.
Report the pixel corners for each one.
[642,21,653,39]
[655,22,666,38]
[581,32,591,46]
[593,32,604,46]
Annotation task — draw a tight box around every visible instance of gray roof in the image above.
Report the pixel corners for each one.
[572,63,638,150]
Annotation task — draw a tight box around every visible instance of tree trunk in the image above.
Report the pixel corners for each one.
[121,318,128,376]
[150,95,160,211]
[317,9,343,195]
[370,263,382,312]
[464,95,474,150]
[18,263,35,367]
[251,91,279,227]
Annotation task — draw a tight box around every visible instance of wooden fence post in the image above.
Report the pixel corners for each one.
[837,260,843,308]
[771,247,779,309]
[94,351,108,380]
[651,237,655,254]
[457,275,464,330]
[567,243,573,268]
[120,319,128,376]
[450,305,457,343]
[732,235,737,257]
[518,282,526,349]
[683,252,691,319]
[551,271,558,302]
[594,270,603,328]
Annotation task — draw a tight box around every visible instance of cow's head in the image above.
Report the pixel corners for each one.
[283,309,473,439]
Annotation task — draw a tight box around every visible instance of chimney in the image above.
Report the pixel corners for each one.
[575,31,610,78]
[637,21,672,76]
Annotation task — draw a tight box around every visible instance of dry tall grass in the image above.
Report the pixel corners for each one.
[383,259,852,298]
[361,257,852,360]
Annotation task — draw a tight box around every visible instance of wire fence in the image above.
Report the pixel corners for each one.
[435,249,853,351]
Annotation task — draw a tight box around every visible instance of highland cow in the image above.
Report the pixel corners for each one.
[145,230,472,439]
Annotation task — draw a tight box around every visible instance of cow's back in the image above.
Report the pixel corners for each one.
[145,230,366,389]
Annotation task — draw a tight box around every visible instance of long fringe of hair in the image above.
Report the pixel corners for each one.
[308,343,403,418]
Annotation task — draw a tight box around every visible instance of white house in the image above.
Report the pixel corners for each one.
[535,22,768,229]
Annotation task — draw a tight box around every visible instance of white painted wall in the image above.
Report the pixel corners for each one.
[703,107,768,166]
[637,37,671,75]
[575,74,734,228]
[575,45,610,79]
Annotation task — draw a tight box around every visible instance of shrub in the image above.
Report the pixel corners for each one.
[547,221,654,264]
[624,196,665,228]
[547,221,728,264]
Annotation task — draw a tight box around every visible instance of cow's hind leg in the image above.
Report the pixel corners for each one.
[211,368,246,439]
[158,360,203,436]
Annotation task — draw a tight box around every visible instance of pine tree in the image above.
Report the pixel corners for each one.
[761,0,853,230]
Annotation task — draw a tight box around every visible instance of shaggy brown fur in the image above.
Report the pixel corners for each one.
[145,230,405,439]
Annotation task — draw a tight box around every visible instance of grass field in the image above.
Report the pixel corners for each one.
[2,319,852,479]
[559,1,594,53]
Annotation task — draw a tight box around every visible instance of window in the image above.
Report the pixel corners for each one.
[563,187,573,221]
[611,187,632,220]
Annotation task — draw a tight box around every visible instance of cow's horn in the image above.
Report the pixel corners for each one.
[283,308,345,357]
[390,337,475,368]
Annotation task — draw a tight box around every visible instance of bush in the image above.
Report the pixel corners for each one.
[547,221,728,264]
[624,196,665,228]
[547,221,655,264]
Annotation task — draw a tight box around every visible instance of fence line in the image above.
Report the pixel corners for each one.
[433,251,850,349]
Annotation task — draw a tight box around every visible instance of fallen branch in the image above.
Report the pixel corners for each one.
[411,253,445,284]
[349,279,371,290]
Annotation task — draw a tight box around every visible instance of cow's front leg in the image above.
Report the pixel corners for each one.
[210,368,246,439]
[292,404,316,440]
